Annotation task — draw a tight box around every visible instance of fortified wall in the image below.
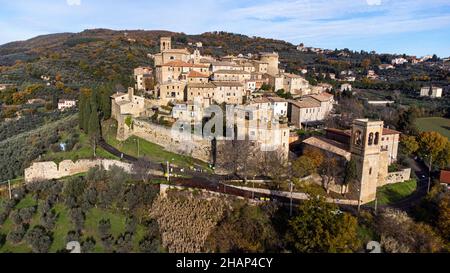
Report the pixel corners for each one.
[117,115,213,163]
[382,168,412,187]
[25,159,132,183]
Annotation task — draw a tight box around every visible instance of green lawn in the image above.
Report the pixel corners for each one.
[103,119,210,170]
[15,194,37,209]
[375,179,417,206]
[49,204,74,253]
[415,117,450,139]
[83,207,146,253]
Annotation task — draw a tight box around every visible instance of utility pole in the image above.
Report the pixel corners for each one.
[289,180,293,217]
[252,181,255,200]
[287,161,294,217]
[8,180,12,200]
[137,138,140,158]
[166,161,170,182]
[374,198,378,214]
[427,155,433,193]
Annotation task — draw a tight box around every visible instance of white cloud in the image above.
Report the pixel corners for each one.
[367,0,382,6]
[66,0,81,6]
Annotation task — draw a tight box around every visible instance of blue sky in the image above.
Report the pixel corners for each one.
[0,0,450,57]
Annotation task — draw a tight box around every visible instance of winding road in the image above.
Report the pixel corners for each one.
[99,137,430,211]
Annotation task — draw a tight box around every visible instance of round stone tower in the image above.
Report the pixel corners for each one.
[260,52,279,76]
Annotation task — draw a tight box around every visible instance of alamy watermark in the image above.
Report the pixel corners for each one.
[170,100,286,152]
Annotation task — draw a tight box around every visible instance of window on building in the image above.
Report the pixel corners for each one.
[368,133,374,145]
[375,132,380,145]
[354,130,363,146]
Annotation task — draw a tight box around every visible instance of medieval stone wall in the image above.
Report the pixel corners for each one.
[119,118,213,163]
[383,168,412,186]
[24,159,132,183]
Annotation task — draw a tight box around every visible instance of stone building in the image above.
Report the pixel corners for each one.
[187,71,210,84]
[303,119,407,204]
[259,52,280,76]
[282,73,311,95]
[187,82,216,103]
[420,86,443,98]
[158,81,187,103]
[211,61,239,72]
[57,99,77,111]
[111,87,148,119]
[288,92,334,128]
[155,60,209,84]
[134,66,153,91]
[154,37,191,66]
[212,82,245,104]
[213,70,251,82]
[341,83,352,92]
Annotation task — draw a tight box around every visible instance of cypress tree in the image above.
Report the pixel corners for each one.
[88,97,100,139]
[79,93,86,131]
[83,99,91,134]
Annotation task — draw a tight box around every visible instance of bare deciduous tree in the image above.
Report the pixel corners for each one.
[132,157,153,183]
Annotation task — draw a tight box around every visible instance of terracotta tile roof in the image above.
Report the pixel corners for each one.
[309,93,334,102]
[383,128,401,135]
[191,63,210,68]
[289,98,321,108]
[283,73,303,78]
[267,97,287,103]
[212,81,244,87]
[250,97,287,105]
[303,136,352,160]
[214,69,250,75]
[187,71,209,78]
[252,97,271,104]
[440,170,450,184]
[326,128,351,137]
[187,83,216,88]
[200,58,215,63]
[211,61,237,66]
[162,60,193,67]
[163,48,190,54]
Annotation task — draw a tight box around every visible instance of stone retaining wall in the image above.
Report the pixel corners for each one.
[24,159,132,183]
[117,116,212,163]
[382,168,412,186]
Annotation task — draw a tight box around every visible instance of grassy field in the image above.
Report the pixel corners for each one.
[42,130,118,163]
[354,89,448,109]
[415,117,450,139]
[375,179,417,206]
[0,194,147,253]
[102,119,210,170]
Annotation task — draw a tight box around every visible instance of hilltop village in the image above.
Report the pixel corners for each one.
[0,29,449,254]
[110,37,410,204]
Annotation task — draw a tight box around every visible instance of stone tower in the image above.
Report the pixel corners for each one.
[128,87,134,101]
[160,37,172,52]
[260,52,279,76]
[350,119,384,204]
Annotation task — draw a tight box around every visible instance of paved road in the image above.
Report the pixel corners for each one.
[99,137,430,211]
[99,137,228,182]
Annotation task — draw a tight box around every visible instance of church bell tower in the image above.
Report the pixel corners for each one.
[160,37,172,52]
[350,119,384,204]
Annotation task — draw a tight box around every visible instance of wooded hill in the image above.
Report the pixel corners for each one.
[1,29,448,88]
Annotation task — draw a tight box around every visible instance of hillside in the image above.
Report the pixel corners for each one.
[0,28,448,99]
